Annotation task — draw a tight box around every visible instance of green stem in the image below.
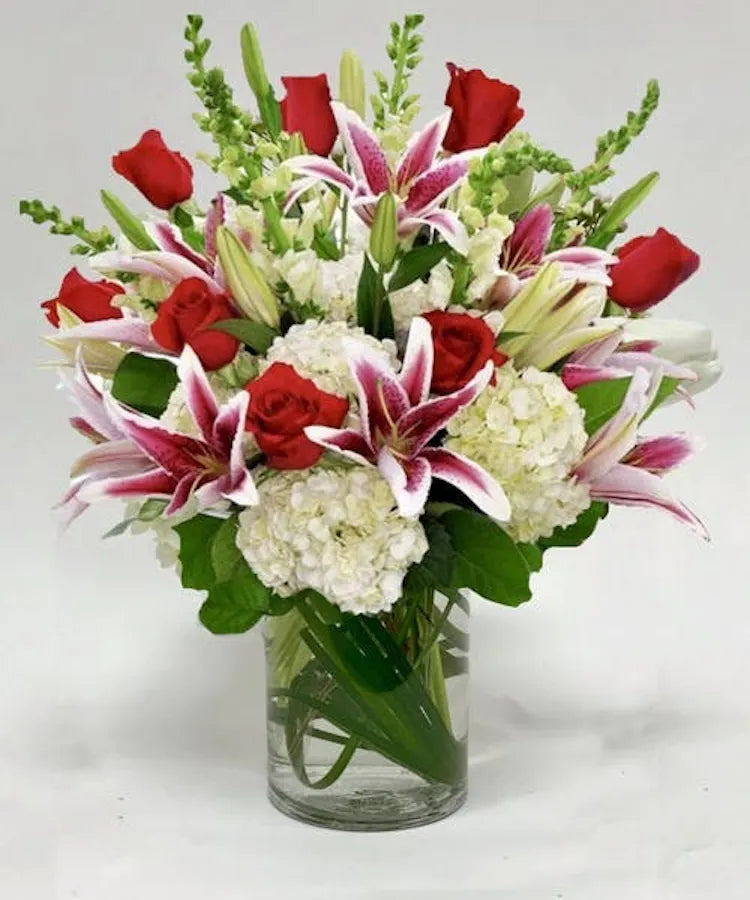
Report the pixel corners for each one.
[262,197,290,254]
[340,196,349,256]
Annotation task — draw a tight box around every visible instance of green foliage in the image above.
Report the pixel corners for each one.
[538,502,609,551]
[200,567,293,634]
[356,254,395,340]
[440,509,537,607]
[574,377,632,435]
[175,515,226,590]
[100,190,157,251]
[19,199,115,256]
[388,242,450,292]
[111,353,178,418]
[587,171,660,249]
[371,14,425,129]
[209,318,277,353]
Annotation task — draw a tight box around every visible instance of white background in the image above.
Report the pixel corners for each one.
[1,0,748,897]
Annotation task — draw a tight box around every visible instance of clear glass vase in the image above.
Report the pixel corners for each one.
[264,590,469,831]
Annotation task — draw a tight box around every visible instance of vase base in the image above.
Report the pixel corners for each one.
[267,767,467,832]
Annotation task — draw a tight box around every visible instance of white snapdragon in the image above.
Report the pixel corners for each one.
[260,319,398,396]
[446,364,591,543]
[236,467,428,615]
[466,223,512,302]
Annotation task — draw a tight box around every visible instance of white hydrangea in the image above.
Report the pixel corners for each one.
[445,364,591,543]
[317,253,365,322]
[160,377,237,436]
[389,260,453,335]
[236,467,428,615]
[260,319,398,396]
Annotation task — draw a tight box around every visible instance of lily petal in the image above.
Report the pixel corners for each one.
[589,463,708,540]
[146,221,212,274]
[422,447,511,521]
[303,425,373,465]
[283,176,318,213]
[204,193,227,261]
[506,205,554,269]
[177,345,219,445]
[70,440,153,479]
[90,250,221,290]
[331,102,390,195]
[78,468,176,504]
[343,340,410,448]
[399,360,493,454]
[404,156,471,215]
[622,433,701,474]
[378,447,431,518]
[285,155,357,196]
[59,350,124,441]
[399,317,434,406]
[54,318,160,352]
[396,112,451,188]
[401,209,469,255]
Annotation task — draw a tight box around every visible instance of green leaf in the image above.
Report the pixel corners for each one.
[588,171,660,249]
[311,226,342,261]
[100,190,158,251]
[517,542,544,573]
[405,516,456,591]
[538,502,609,551]
[175,515,226,590]
[388,242,450,292]
[574,377,632,435]
[210,515,244,583]
[208,318,277,353]
[111,353,178,418]
[199,564,294,634]
[441,509,535,606]
[356,255,394,340]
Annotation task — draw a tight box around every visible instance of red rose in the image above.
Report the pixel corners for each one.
[443,63,524,153]
[112,130,193,210]
[41,268,124,328]
[151,278,239,371]
[280,75,338,157]
[245,363,349,469]
[609,228,700,312]
[424,311,507,394]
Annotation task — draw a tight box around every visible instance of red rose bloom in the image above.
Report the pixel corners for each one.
[423,311,507,394]
[151,278,239,371]
[443,63,524,153]
[112,129,193,210]
[41,268,124,328]
[609,227,700,312]
[280,74,338,157]
[245,363,349,469]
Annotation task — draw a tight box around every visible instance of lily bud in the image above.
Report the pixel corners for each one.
[240,23,270,99]
[369,193,398,270]
[215,226,280,329]
[100,190,157,251]
[339,49,366,118]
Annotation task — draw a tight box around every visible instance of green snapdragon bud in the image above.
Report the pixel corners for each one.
[369,193,398,270]
[215,226,280,329]
[339,49,366,118]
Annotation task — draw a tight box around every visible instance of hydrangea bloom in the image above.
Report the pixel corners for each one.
[389,260,453,334]
[260,319,398,395]
[445,364,591,542]
[236,467,428,614]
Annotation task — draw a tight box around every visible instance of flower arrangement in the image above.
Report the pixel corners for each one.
[23,13,721,829]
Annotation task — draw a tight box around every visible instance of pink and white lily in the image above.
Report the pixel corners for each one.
[287,103,473,253]
[489,204,617,306]
[574,367,707,538]
[79,346,259,516]
[305,317,510,520]
[561,327,699,391]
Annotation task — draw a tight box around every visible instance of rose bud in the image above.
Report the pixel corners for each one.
[423,310,507,394]
[244,363,349,469]
[151,278,239,371]
[112,130,193,210]
[42,268,124,328]
[280,75,338,157]
[443,63,524,153]
[609,228,700,312]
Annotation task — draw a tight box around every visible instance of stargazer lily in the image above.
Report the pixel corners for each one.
[488,204,617,306]
[286,102,473,253]
[79,346,259,516]
[305,317,510,520]
[574,367,707,538]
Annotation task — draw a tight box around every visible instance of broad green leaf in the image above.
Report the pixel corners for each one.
[111,352,178,418]
[210,515,244,584]
[538,502,609,551]
[574,377,631,435]
[388,242,450,292]
[175,515,225,590]
[356,255,394,340]
[517,542,544,573]
[405,516,456,592]
[199,565,294,634]
[100,190,158,251]
[312,226,341,261]
[441,509,535,606]
[209,318,277,353]
[588,171,660,249]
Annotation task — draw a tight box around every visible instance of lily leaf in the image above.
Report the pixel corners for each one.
[209,319,277,353]
[588,172,660,249]
[574,377,632,435]
[388,242,450,292]
[111,352,178,418]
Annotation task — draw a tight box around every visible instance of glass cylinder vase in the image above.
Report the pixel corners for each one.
[264,589,469,831]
